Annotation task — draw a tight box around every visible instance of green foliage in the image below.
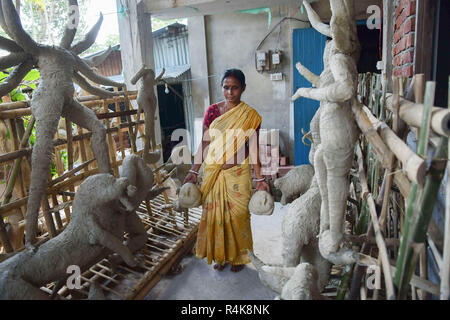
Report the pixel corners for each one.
[21,0,91,45]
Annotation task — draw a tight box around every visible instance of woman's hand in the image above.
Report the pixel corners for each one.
[255,180,270,193]
[184,172,198,185]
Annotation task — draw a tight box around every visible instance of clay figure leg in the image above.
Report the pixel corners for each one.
[124,212,147,253]
[25,92,65,245]
[314,147,329,234]
[319,105,357,252]
[62,99,111,174]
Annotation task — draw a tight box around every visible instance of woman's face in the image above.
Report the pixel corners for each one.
[222,76,245,105]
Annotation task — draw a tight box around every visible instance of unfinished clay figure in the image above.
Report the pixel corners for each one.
[274,164,314,205]
[248,251,325,300]
[0,174,140,300]
[292,0,360,264]
[0,153,165,300]
[131,65,165,164]
[0,0,124,246]
[248,191,274,216]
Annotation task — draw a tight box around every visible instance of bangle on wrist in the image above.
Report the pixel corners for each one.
[253,177,266,182]
[189,170,199,175]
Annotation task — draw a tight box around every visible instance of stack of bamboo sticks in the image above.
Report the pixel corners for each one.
[338,73,450,300]
[0,90,201,299]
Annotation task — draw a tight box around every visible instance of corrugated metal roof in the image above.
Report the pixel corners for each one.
[101,64,191,85]
[156,64,191,79]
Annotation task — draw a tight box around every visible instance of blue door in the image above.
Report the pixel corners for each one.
[293,28,326,165]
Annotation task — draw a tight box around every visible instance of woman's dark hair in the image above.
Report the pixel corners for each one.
[221,69,246,87]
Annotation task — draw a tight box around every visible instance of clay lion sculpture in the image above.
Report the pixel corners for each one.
[274,165,314,205]
[0,174,140,300]
[0,153,166,300]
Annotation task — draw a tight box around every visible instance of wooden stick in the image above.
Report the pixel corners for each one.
[441,76,450,300]
[395,81,436,299]
[385,94,450,138]
[356,145,395,300]
[352,100,395,169]
[362,105,426,185]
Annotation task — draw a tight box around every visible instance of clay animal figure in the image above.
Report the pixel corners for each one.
[248,251,325,300]
[292,0,360,265]
[131,65,165,164]
[0,174,140,300]
[274,165,314,205]
[0,0,125,246]
[0,153,166,300]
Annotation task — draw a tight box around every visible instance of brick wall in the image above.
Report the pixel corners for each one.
[393,0,416,78]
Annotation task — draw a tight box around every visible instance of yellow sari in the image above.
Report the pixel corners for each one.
[196,102,262,266]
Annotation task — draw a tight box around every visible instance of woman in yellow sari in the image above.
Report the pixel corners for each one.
[184,69,269,272]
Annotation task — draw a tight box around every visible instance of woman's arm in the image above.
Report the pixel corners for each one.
[184,126,211,184]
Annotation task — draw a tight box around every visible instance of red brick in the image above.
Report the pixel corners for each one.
[394,37,406,55]
[394,54,403,66]
[404,16,415,34]
[405,0,416,16]
[402,50,414,64]
[394,28,403,44]
[396,11,406,29]
[394,67,403,77]
[405,33,415,48]
[395,4,404,19]
[403,64,414,78]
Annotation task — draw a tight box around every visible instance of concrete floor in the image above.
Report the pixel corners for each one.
[145,202,288,300]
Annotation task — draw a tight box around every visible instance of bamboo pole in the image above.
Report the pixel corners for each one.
[356,145,395,299]
[352,100,395,169]
[362,105,426,185]
[0,121,145,165]
[441,77,450,300]
[394,81,436,299]
[385,94,450,138]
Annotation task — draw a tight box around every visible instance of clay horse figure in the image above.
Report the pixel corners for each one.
[0,0,125,246]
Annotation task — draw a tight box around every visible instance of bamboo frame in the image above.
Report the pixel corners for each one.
[0,89,203,300]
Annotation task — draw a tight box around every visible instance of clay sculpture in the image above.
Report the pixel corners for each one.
[0,174,140,300]
[248,251,325,300]
[248,191,275,216]
[131,65,165,164]
[0,153,166,300]
[0,0,125,246]
[292,0,360,265]
[274,165,314,205]
[178,182,202,208]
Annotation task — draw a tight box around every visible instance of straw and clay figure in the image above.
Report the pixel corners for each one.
[274,164,314,205]
[131,65,165,164]
[0,0,125,247]
[0,153,166,300]
[291,0,360,265]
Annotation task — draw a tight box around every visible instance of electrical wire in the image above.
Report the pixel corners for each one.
[254,16,310,72]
